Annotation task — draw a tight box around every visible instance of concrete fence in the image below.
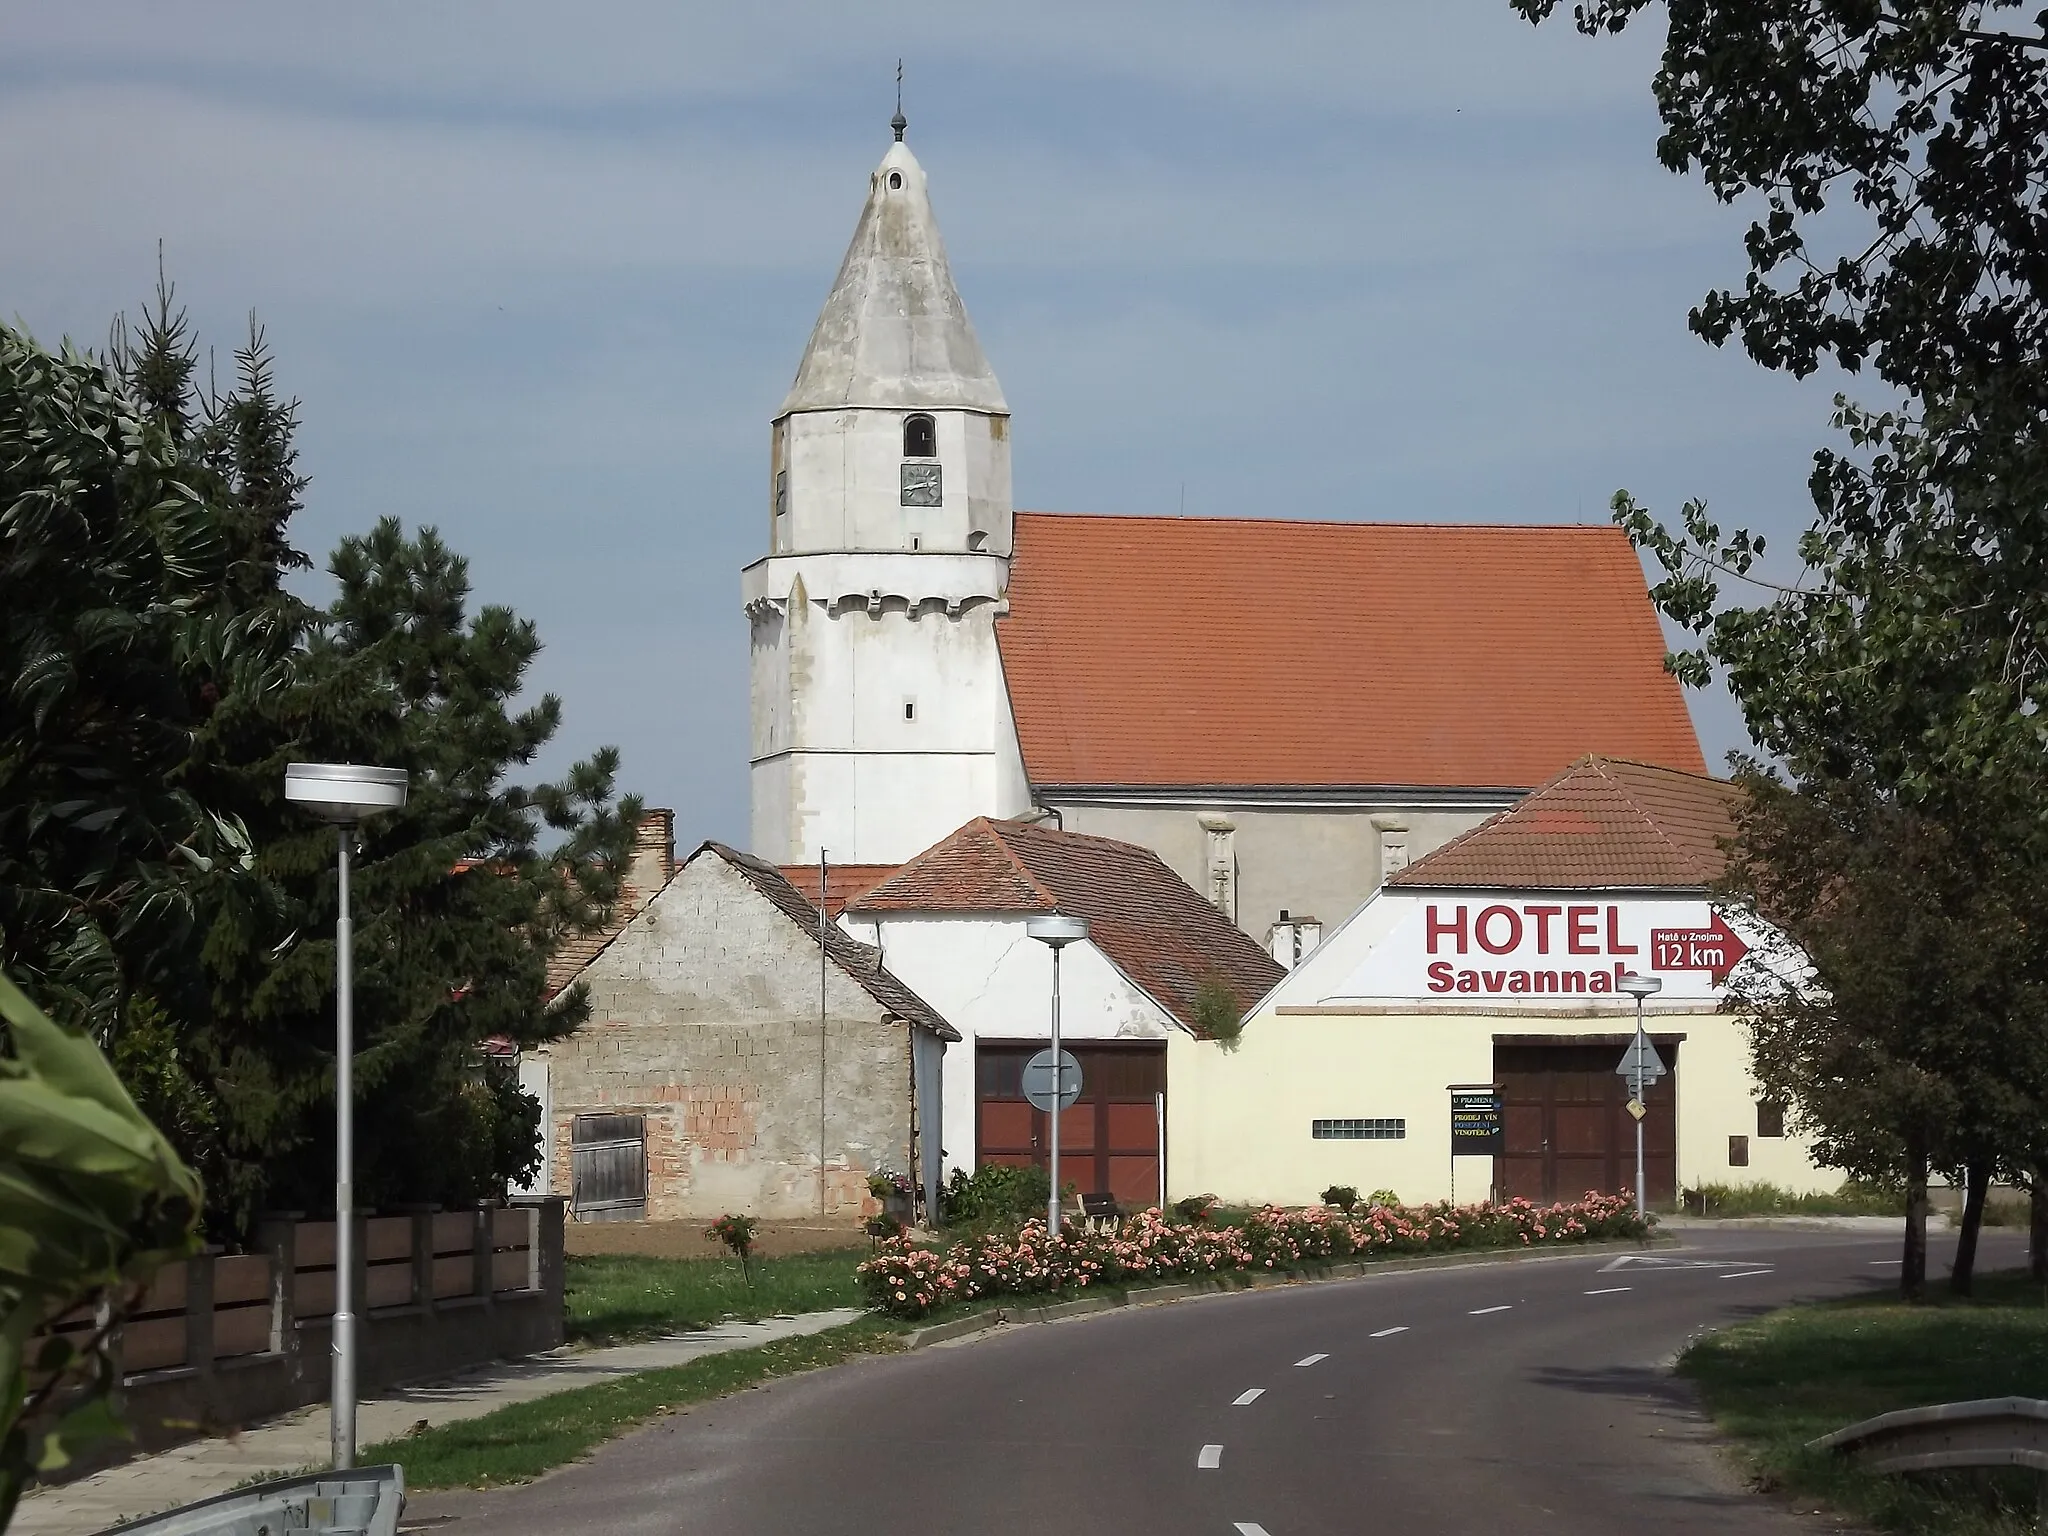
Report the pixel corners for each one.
[36,1196,567,1470]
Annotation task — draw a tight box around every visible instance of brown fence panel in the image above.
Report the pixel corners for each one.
[121,1315,186,1374]
[213,1255,271,1308]
[366,1217,412,1263]
[365,1261,414,1309]
[213,1304,273,1359]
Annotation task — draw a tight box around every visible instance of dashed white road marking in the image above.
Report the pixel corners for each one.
[1199,1444,1224,1469]
[1869,1259,1903,1266]
[1369,1326,1409,1338]
[1295,1353,1328,1367]
[1469,1305,1513,1315]
[1720,1269,1775,1280]
[1584,1287,1631,1295]
[1234,1525,1271,1535]
[1233,1388,1265,1406]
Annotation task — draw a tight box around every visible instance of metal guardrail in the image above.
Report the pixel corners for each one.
[100,1464,405,1536]
[1811,1398,2048,1527]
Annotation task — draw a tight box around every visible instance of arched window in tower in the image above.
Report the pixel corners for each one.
[903,414,937,458]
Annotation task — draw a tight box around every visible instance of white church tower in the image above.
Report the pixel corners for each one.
[744,114,1030,863]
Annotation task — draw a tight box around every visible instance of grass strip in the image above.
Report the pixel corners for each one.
[565,1249,867,1346]
[364,1317,904,1489]
[1679,1269,2048,1535]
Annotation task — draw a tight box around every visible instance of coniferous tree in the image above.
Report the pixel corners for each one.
[6,272,639,1238]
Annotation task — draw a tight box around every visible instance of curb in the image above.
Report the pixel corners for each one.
[902,1232,1677,1349]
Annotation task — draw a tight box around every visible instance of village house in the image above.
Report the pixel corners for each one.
[1168,757,1825,1208]
[526,830,954,1222]
[839,818,1283,1204]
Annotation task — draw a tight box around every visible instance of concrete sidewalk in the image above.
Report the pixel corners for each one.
[12,1308,866,1536]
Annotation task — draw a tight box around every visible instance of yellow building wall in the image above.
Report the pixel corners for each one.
[1166,1007,1830,1208]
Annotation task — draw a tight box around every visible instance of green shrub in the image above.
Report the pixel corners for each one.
[1367,1188,1401,1210]
[1192,975,1245,1051]
[1682,1180,1903,1218]
[941,1162,1049,1226]
[1320,1185,1359,1212]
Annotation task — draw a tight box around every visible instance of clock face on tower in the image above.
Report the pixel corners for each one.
[900,462,942,507]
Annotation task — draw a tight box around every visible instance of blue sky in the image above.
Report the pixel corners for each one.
[2,2,1844,848]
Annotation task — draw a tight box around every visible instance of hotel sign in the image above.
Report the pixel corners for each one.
[1331,896,1754,1003]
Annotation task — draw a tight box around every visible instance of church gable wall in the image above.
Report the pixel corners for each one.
[1050,801,1507,951]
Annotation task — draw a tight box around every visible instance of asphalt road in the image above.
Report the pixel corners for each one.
[408,1227,2028,1535]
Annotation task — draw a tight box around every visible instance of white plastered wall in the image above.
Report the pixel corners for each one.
[845,912,1177,1178]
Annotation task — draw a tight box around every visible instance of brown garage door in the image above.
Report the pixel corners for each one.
[976,1043,1165,1209]
[1495,1040,1679,1207]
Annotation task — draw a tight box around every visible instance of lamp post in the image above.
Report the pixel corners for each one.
[284,762,408,1471]
[1025,914,1089,1235]
[1617,972,1663,1221]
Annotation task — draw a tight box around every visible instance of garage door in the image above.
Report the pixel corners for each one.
[1494,1040,1679,1207]
[976,1043,1165,1209]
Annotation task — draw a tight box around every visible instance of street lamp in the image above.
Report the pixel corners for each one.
[1025,914,1089,1235]
[1617,972,1663,1221]
[284,762,407,1471]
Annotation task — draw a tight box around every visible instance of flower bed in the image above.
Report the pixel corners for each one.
[858,1194,1648,1319]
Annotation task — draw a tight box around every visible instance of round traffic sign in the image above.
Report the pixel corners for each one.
[1021,1048,1083,1112]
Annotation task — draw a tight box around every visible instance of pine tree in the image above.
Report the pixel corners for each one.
[5,273,640,1237]
[197,518,641,1226]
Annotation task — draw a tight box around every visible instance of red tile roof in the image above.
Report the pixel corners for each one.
[996,513,1705,789]
[778,863,900,918]
[1387,756,1741,890]
[850,818,1284,1034]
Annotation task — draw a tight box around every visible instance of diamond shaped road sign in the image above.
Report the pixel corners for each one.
[1615,1035,1668,1084]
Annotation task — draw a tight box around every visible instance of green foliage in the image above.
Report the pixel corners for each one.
[1511,0,2048,1299]
[1319,1185,1359,1212]
[2,281,640,1239]
[363,1318,904,1490]
[0,309,285,1040]
[941,1162,1049,1227]
[1367,1189,1402,1210]
[1191,973,1244,1051]
[1680,1274,2048,1534]
[1682,1180,1904,1218]
[0,969,201,1529]
[705,1214,759,1264]
[1173,1193,1217,1224]
[197,514,641,1230]
[563,1251,866,1348]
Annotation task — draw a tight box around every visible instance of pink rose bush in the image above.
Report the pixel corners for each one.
[858,1192,1646,1319]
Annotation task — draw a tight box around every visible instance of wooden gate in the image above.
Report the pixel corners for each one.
[1494,1040,1679,1207]
[570,1112,647,1221]
[976,1043,1164,1208]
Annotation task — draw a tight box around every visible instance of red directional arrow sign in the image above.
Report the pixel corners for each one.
[1647,913,1749,978]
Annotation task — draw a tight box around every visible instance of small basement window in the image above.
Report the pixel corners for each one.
[1312,1118,1405,1141]
[903,413,937,458]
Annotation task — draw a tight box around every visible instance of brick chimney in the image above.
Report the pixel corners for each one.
[625,808,676,915]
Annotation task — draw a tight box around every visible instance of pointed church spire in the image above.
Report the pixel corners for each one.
[777,131,1007,416]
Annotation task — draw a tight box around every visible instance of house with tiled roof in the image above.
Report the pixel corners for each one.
[842,818,1283,1203]
[526,838,955,1222]
[742,118,1706,965]
[1166,756,1823,1211]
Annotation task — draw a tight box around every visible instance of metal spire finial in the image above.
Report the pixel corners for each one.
[891,59,907,141]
